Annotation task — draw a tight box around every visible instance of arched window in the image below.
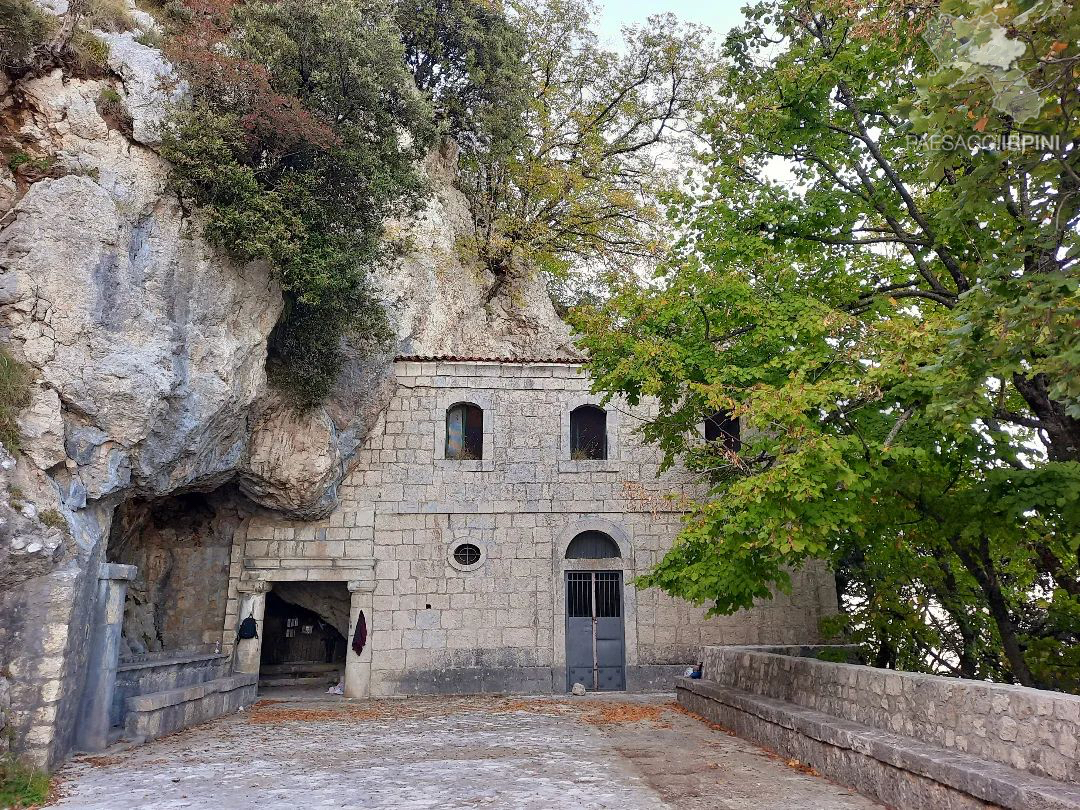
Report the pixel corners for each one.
[705,409,741,453]
[570,405,607,460]
[565,530,621,559]
[446,403,483,460]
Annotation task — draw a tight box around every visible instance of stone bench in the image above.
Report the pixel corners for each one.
[113,652,231,729]
[678,677,1080,810]
[124,673,258,743]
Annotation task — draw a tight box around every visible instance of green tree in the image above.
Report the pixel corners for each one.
[458,0,717,303]
[573,0,1079,689]
[396,0,526,150]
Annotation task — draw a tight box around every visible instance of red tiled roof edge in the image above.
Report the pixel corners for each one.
[394,354,586,365]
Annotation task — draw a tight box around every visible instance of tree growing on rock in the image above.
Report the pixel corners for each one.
[496,0,717,301]
[160,0,434,405]
[402,0,718,304]
[573,0,1080,690]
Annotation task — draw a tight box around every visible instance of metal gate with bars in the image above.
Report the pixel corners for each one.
[565,571,625,691]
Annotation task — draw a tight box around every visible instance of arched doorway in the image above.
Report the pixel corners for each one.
[564,530,625,691]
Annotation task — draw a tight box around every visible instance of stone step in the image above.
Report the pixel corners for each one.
[260,662,341,676]
[259,675,338,688]
[124,674,258,743]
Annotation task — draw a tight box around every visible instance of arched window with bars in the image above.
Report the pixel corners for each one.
[570,405,607,460]
[445,402,484,460]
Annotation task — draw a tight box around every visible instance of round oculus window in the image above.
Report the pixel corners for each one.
[453,543,482,567]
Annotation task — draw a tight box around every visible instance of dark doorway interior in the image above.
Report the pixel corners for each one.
[260,589,347,689]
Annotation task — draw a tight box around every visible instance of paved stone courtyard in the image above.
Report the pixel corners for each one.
[50,693,879,809]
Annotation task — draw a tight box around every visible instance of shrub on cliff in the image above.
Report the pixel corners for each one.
[161,0,433,405]
[0,347,30,452]
[0,0,55,76]
[0,0,124,80]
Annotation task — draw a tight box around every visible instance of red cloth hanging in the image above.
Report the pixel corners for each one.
[351,610,367,655]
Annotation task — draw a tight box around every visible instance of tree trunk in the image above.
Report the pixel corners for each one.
[1012,372,1080,462]
[949,536,1041,688]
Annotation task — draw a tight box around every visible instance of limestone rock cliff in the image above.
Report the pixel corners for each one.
[383,146,577,360]
[0,27,573,518]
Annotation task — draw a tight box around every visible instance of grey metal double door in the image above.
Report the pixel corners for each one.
[565,571,625,691]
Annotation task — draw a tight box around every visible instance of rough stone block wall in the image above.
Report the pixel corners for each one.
[0,565,85,767]
[702,646,1080,784]
[0,498,114,769]
[677,682,999,810]
[226,360,838,694]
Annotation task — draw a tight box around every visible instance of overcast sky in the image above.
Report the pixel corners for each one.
[595,0,746,46]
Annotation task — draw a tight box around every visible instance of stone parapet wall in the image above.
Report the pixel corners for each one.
[678,677,1080,810]
[123,673,257,743]
[702,645,1080,784]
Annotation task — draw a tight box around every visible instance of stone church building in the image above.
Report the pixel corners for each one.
[222,356,836,698]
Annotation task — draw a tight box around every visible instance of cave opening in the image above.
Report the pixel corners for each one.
[258,583,349,691]
[106,487,244,659]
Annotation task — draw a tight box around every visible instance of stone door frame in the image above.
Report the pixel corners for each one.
[232,571,375,699]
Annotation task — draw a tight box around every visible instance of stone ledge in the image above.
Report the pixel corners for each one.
[124,674,258,744]
[126,673,257,713]
[243,557,375,569]
[701,645,1079,782]
[678,678,1080,810]
[117,652,228,672]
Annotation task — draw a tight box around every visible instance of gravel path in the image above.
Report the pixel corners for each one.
[51,693,879,809]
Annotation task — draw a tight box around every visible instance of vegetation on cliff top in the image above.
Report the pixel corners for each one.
[449,0,717,301]
[0,0,132,79]
[158,0,430,404]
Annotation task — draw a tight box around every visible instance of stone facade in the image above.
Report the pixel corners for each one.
[223,359,837,696]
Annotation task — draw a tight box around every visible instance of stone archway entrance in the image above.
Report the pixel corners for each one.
[233,574,373,698]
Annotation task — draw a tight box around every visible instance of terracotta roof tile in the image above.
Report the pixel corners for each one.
[394,354,585,365]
